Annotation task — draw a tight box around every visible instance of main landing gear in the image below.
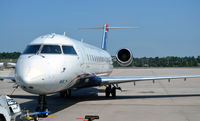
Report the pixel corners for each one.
[59,89,71,98]
[35,95,49,118]
[105,85,121,98]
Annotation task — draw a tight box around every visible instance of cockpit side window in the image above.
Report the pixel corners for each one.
[62,45,77,55]
[41,45,61,54]
[23,45,41,54]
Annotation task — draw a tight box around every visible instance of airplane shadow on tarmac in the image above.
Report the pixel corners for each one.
[10,87,200,114]
[10,87,99,113]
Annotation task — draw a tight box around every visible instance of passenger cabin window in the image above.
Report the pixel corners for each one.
[41,45,61,54]
[62,45,77,55]
[23,45,41,54]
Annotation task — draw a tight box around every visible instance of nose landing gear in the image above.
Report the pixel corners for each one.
[35,95,49,118]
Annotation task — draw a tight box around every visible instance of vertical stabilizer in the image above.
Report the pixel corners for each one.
[102,24,109,50]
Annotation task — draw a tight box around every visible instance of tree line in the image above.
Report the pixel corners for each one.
[113,56,200,67]
[0,52,21,59]
[0,52,199,67]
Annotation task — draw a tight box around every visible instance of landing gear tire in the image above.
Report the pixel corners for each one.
[43,107,49,117]
[111,87,116,98]
[105,85,117,98]
[34,115,39,121]
[105,87,110,97]
[36,107,48,118]
[105,85,111,97]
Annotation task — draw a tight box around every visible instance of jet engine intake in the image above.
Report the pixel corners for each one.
[116,48,133,66]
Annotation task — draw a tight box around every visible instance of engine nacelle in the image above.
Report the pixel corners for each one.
[116,48,133,66]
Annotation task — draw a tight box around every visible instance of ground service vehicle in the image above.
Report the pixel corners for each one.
[0,95,21,121]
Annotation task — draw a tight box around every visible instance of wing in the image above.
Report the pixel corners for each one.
[0,76,16,82]
[100,75,200,86]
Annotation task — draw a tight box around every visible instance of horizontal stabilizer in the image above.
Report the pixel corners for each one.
[80,27,138,30]
[80,24,138,50]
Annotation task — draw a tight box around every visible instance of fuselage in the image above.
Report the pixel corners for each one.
[15,34,113,94]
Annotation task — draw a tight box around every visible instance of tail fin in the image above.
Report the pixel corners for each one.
[102,24,109,50]
[80,24,138,50]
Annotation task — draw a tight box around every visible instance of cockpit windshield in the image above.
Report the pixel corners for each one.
[41,45,61,54]
[23,45,41,54]
[62,45,77,55]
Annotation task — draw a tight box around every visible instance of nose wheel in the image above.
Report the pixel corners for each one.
[35,95,49,118]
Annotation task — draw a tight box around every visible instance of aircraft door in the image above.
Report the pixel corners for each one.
[76,44,86,70]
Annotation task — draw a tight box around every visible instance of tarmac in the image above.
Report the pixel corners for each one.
[1,68,200,121]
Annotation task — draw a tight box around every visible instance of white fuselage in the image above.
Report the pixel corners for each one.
[15,34,113,94]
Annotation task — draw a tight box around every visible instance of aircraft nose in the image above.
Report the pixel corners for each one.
[20,65,43,85]
[16,56,47,88]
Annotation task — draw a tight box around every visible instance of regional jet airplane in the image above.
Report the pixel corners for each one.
[1,24,200,117]
[0,62,16,69]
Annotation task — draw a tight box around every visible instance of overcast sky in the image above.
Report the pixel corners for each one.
[0,0,200,57]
